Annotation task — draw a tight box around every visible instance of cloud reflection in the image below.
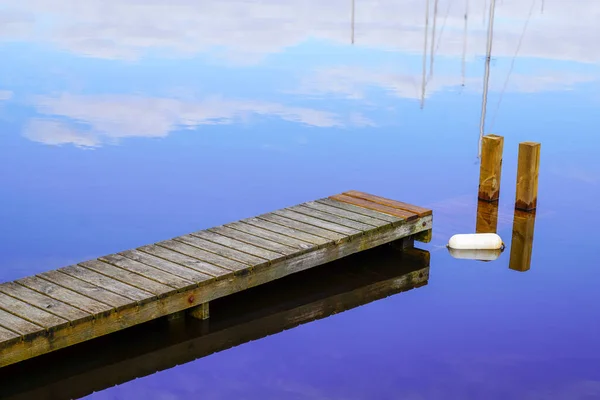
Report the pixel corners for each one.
[0,90,13,101]
[26,93,352,147]
[23,119,100,148]
[3,0,599,147]
[1,0,600,65]
[295,67,597,100]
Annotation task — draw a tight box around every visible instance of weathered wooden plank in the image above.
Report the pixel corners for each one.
[100,254,195,291]
[302,200,391,227]
[174,234,267,266]
[0,292,68,330]
[59,265,154,303]
[80,260,175,298]
[209,226,297,256]
[0,282,91,324]
[18,276,114,316]
[190,230,284,261]
[316,198,401,223]
[120,250,212,284]
[290,204,378,231]
[329,194,417,220]
[241,217,332,246]
[138,244,230,278]
[257,213,346,241]
[225,221,316,251]
[38,271,132,310]
[272,209,363,236]
[249,214,431,282]
[157,240,249,272]
[0,325,20,344]
[343,191,433,217]
[0,308,43,338]
[0,270,236,368]
[0,284,221,368]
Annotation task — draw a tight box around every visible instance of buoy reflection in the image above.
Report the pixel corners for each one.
[448,247,503,262]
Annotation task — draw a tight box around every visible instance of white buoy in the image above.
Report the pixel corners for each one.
[448,248,502,261]
[447,233,503,250]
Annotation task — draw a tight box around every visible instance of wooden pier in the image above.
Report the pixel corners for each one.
[0,191,432,368]
[1,245,430,400]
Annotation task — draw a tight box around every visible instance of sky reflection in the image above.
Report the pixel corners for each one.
[0,0,599,147]
[1,2,600,398]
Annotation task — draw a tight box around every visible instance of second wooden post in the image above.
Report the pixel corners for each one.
[478,134,504,202]
[515,142,541,211]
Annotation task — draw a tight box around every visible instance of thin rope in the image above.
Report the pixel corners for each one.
[461,0,469,87]
[434,0,455,57]
[490,0,536,130]
[427,0,454,86]
[421,0,430,109]
[351,0,355,44]
[478,0,496,158]
[429,0,439,78]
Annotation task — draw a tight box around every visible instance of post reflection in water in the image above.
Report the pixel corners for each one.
[447,199,502,262]
[475,199,499,234]
[509,209,537,272]
[0,245,430,400]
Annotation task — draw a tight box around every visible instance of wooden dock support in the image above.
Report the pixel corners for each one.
[478,134,504,202]
[476,200,499,233]
[509,210,537,272]
[414,229,432,243]
[167,311,185,321]
[515,142,541,211]
[390,236,414,251]
[189,302,210,320]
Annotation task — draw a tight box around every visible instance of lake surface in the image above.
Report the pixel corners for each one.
[1,0,599,398]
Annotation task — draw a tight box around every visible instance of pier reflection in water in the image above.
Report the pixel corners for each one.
[0,245,430,400]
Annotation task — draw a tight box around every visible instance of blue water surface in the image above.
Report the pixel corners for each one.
[1,0,599,398]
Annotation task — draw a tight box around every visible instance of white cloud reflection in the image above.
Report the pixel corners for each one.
[0,90,13,101]
[295,67,597,100]
[294,67,458,100]
[0,0,599,65]
[26,93,350,147]
[23,119,100,148]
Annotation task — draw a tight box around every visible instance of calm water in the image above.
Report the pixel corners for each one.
[1,0,600,398]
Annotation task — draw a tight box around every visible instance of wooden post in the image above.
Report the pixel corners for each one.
[475,200,499,233]
[478,134,504,202]
[509,210,536,272]
[515,142,541,211]
[414,229,432,243]
[390,236,414,251]
[167,311,185,321]
[189,302,210,320]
